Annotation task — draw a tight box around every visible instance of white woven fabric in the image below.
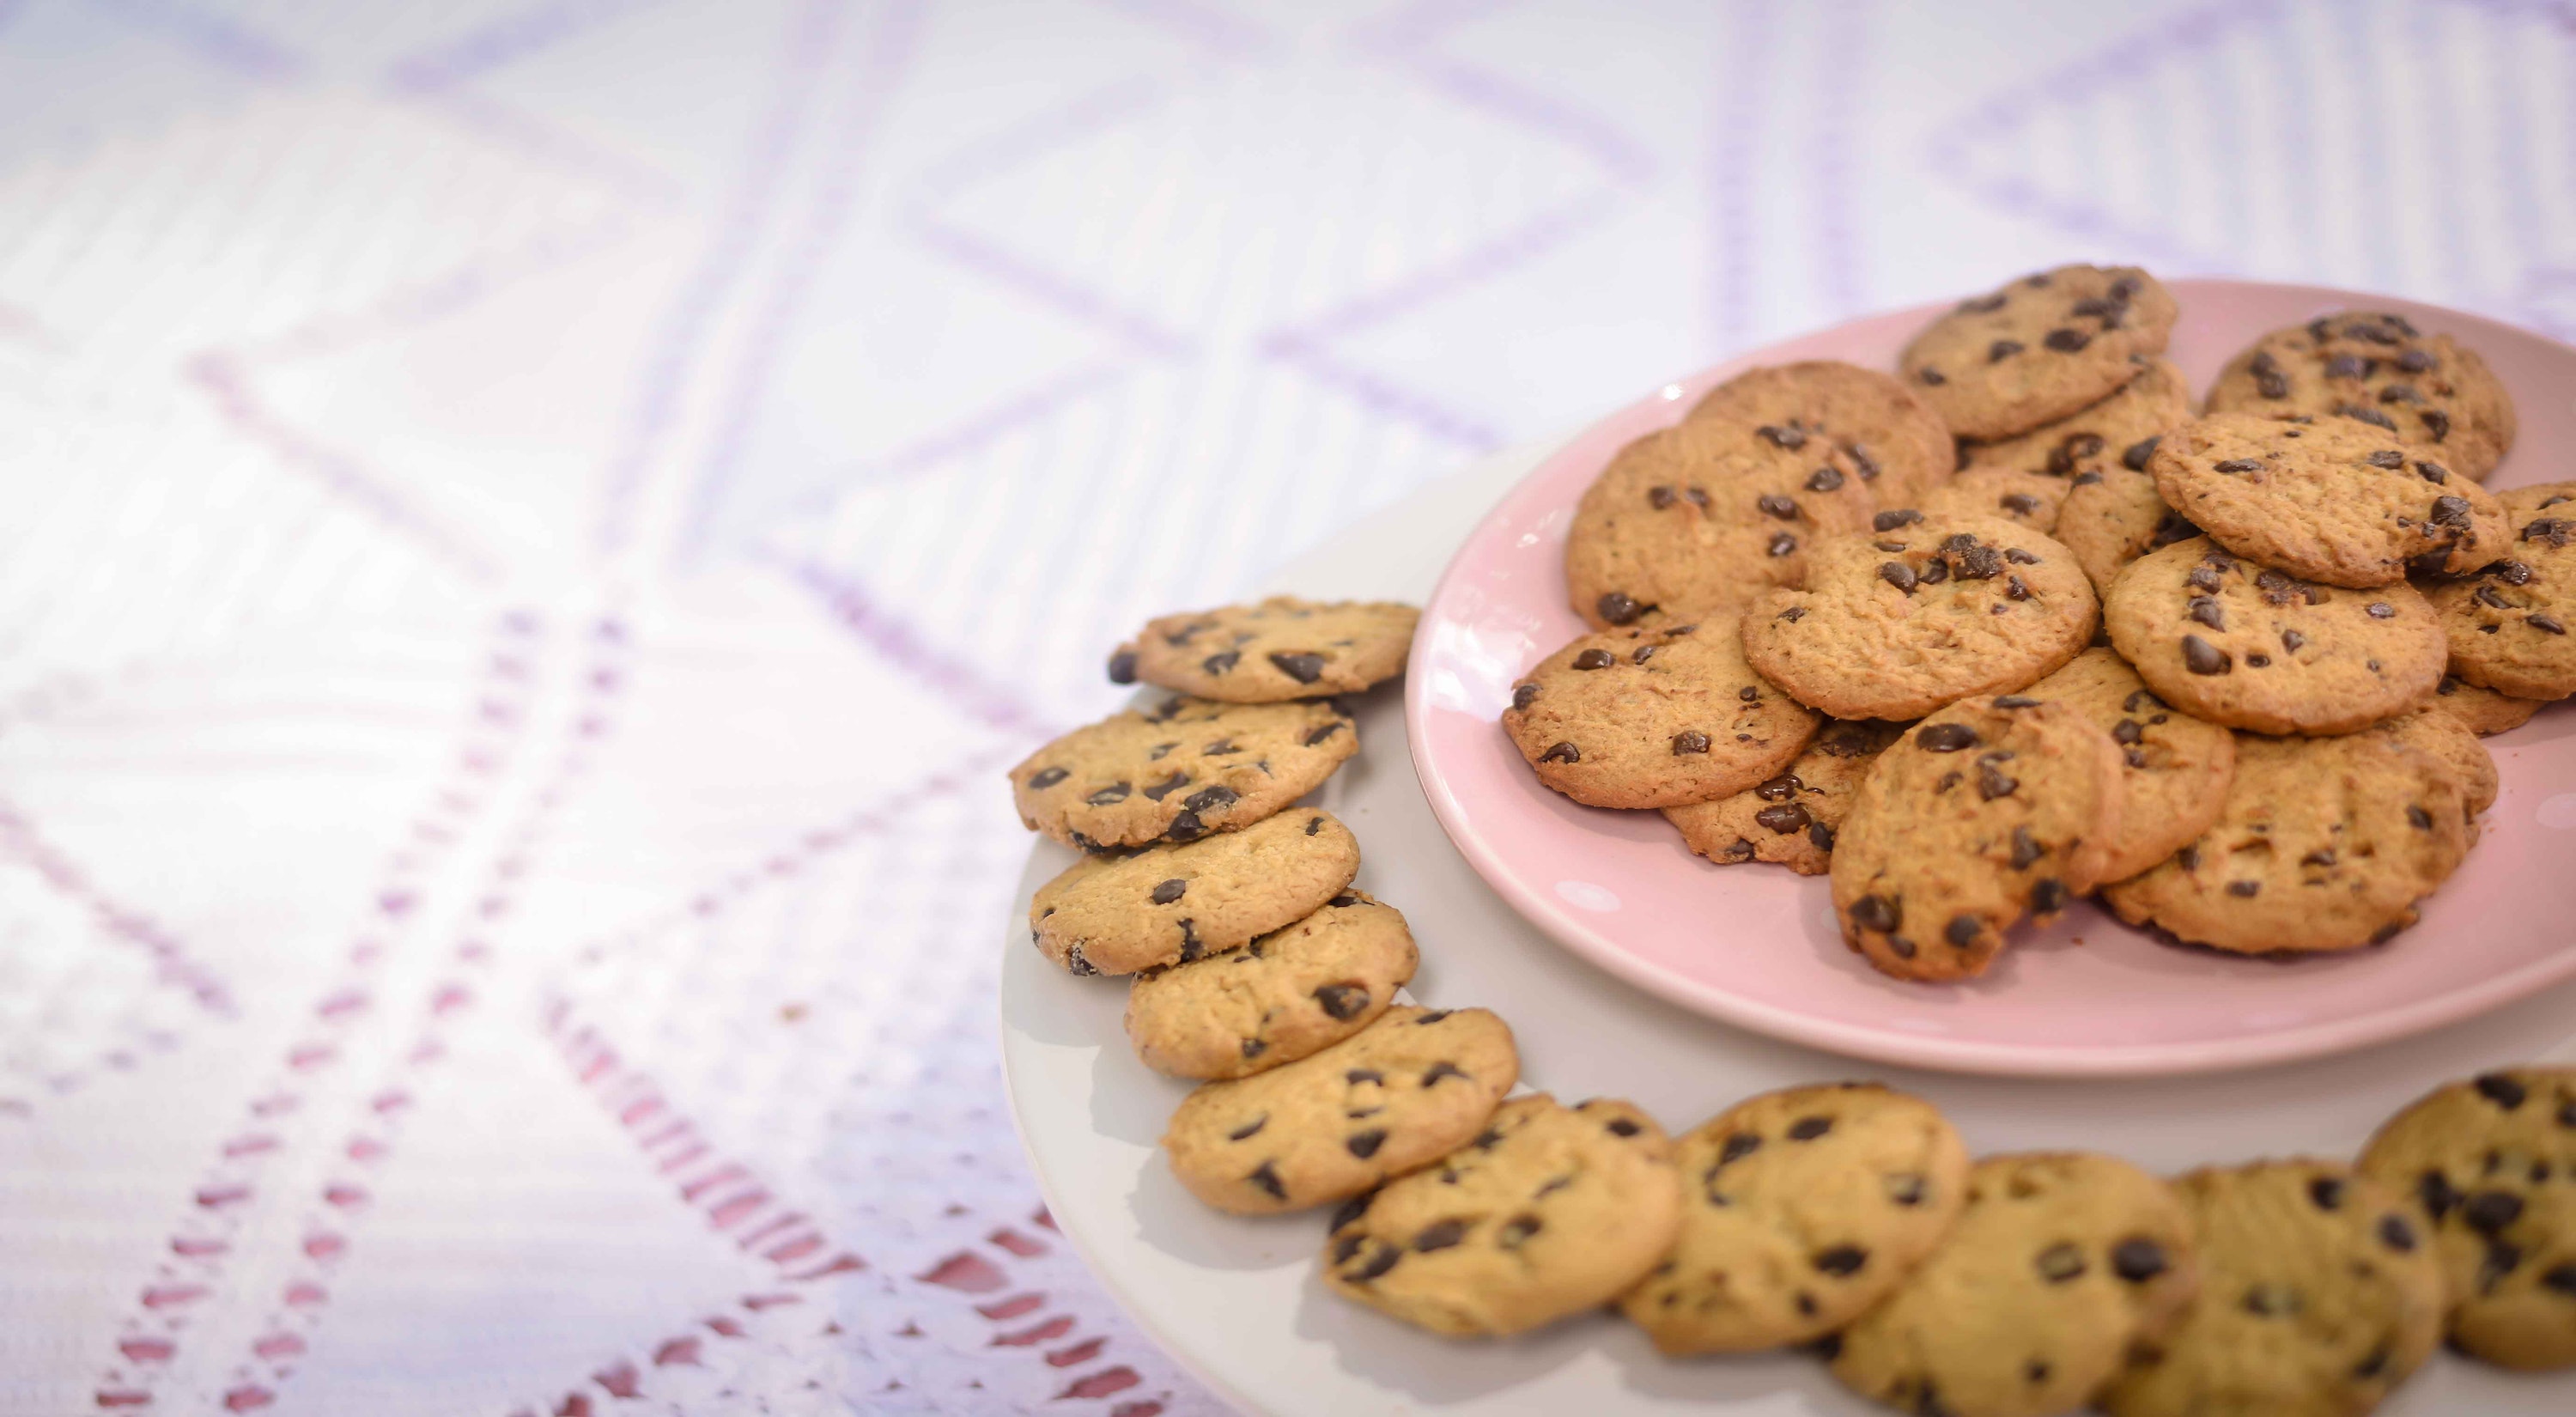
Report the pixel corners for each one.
[1,1,2570,1412]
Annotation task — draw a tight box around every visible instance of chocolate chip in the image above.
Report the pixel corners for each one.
[1603,1116,1642,1138]
[2112,1238,2168,1281]
[1647,485,1677,510]
[1978,763,2017,800]
[1064,944,1097,976]
[2464,1190,2524,1235]
[2187,596,2225,630]
[1151,879,1187,905]
[1754,802,1812,834]
[1945,915,1983,949]
[1880,562,1918,593]
[1413,1010,1452,1025]
[1758,494,1799,520]
[2542,1264,2576,1296]
[1719,1133,1762,1165]
[1248,1162,1285,1200]
[1758,423,1807,448]
[2043,327,2090,352]
[1351,1244,1400,1280]
[2533,614,2568,635]
[1413,1219,1467,1252]
[1227,1115,1267,1141]
[1539,741,1579,763]
[2243,1283,2298,1317]
[1993,695,2040,708]
[1307,815,1325,836]
[2481,1241,2521,1292]
[1808,821,1836,851]
[1346,1129,1388,1159]
[1497,1214,1542,1248]
[2496,559,2537,584]
[1270,651,1326,684]
[2227,880,2261,897]
[1028,767,1068,790]
[1919,556,1950,586]
[2031,879,2069,914]
[1850,895,1901,933]
[1804,464,1845,494]
[2419,1171,2459,1220]
[1918,367,1946,386]
[1571,648,1616,671]
[2188,565,2223,593]
[1777,605,1806,623]
[2398,348,2436,373]
[1886,936,1917,959]
[1511,683,1540,710]
[1597,591,1644,625]
[2309,1177,2345,1210]
[1421,1061,1468,1088]
[1814,1245,1868,1275]
[2281,629,2306,653]
[1885,1173,1926,1207]
[2379,1214,2418,1252]
[2353,1347,2391,1379]
[1086,782,1133,806]
[1954,544,2002,579]
[1201,650,1242,676]
[2004,574,2030,600]
[1767,530,1797,556]
[2475,1073,2528,1110]
[2421,409,2451,441]
[1917,722,1979,751]
[2178,634,2230,676]
[2214,458,2263,473]
[1182,786,1237,814]
[1989,338,2024,362]
[2000,493,2040,516]
[1303,721,1346,746]
[1788,1116,1832,1140]
[1874,508,1923,532]
[2338,402,2399,432]
[1738,684,1760,702]
[2326,353,2371,380]
[2036,1244,2087,1282]
[2010,826,2041,870]
[1314,983,1370,1020]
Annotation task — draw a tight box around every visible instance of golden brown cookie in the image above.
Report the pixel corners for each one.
[1831,1152,2200,1417]
[1620,1084,1970,1354]
[2102,732,2470,956]
[1160,1006,1517,1215]
[1323,1095,1681,1337]
[1564,417,1880,629]
[2099,1160,2445,1417]
[2205,311,2518,481]
[2020,648,2235,883]
[1899,265,2178,440]
[1123,889,1418,1079]
[1009,695,1356,849]
[1955,356,2194,481]
[1030,808,1360,976]
[2149,413,2509,587]
[2421,481,2576,701]
[2430,675,2544,736]
[1502,617,1820,809]
[1663,719,1906,874]
[2102,539,2445,736]
[2357,1067,2576,1371]
[1687,359,1956,505]
[1112,596,1417,701]
[1830,697,2124,982]
[1744,514,2099,721]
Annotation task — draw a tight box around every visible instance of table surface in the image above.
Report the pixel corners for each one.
[1001,441,2576,1417]
[5,3,2576,1414]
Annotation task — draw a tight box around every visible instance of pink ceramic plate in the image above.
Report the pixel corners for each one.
[1407,279,2576,1077]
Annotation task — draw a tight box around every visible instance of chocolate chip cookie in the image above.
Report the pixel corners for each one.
[1664,719,1905,875]
[1831,1152,2199,1417]
[1010,695,1356,849]
[1956,357,2194,481]
[1743,514,2099,722]
[1161,1006,1517,1215]
[2099,1160,2445,1417]
[2431,675,2543,737]
[1899,265,2179,440]
[2357,1067,2576,1371]
[2102,539,2446,736]
[2020,648,2236,883]
[1913,466,2069,535]
[1503,617,1820,809]
[2101,732,2470,955]
[1619,1083,1970,1353]
[2206,312,2518,481]
[1686,359,1956,505]
[1564,417,1880,629]
[2150,413,2509,587]
[1111,596,1417,702]
[1124,890,1418,1080]
[2422,481,2576,702]
[1030,809,1360,976]
[2055,457,2201,596]
[1324,1094,1681,1337]
[1830,696,2125,982]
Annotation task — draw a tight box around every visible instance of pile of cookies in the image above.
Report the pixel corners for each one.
[1007,591,2575,1413]
[1511,263,2567,980]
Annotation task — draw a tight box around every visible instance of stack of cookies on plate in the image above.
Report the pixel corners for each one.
[1511,264,2567,982]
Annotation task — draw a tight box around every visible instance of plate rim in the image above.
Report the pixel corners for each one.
[1402,277,2576,1077]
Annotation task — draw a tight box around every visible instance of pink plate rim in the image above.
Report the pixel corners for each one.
[1403,277,2576,1078]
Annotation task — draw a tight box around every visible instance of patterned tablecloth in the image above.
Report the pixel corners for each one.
[1,2,2570,1413]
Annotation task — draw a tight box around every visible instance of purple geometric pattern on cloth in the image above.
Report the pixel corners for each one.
[2,2,2572,1414]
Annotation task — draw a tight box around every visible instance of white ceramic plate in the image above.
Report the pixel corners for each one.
[999,446,2576,1416]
